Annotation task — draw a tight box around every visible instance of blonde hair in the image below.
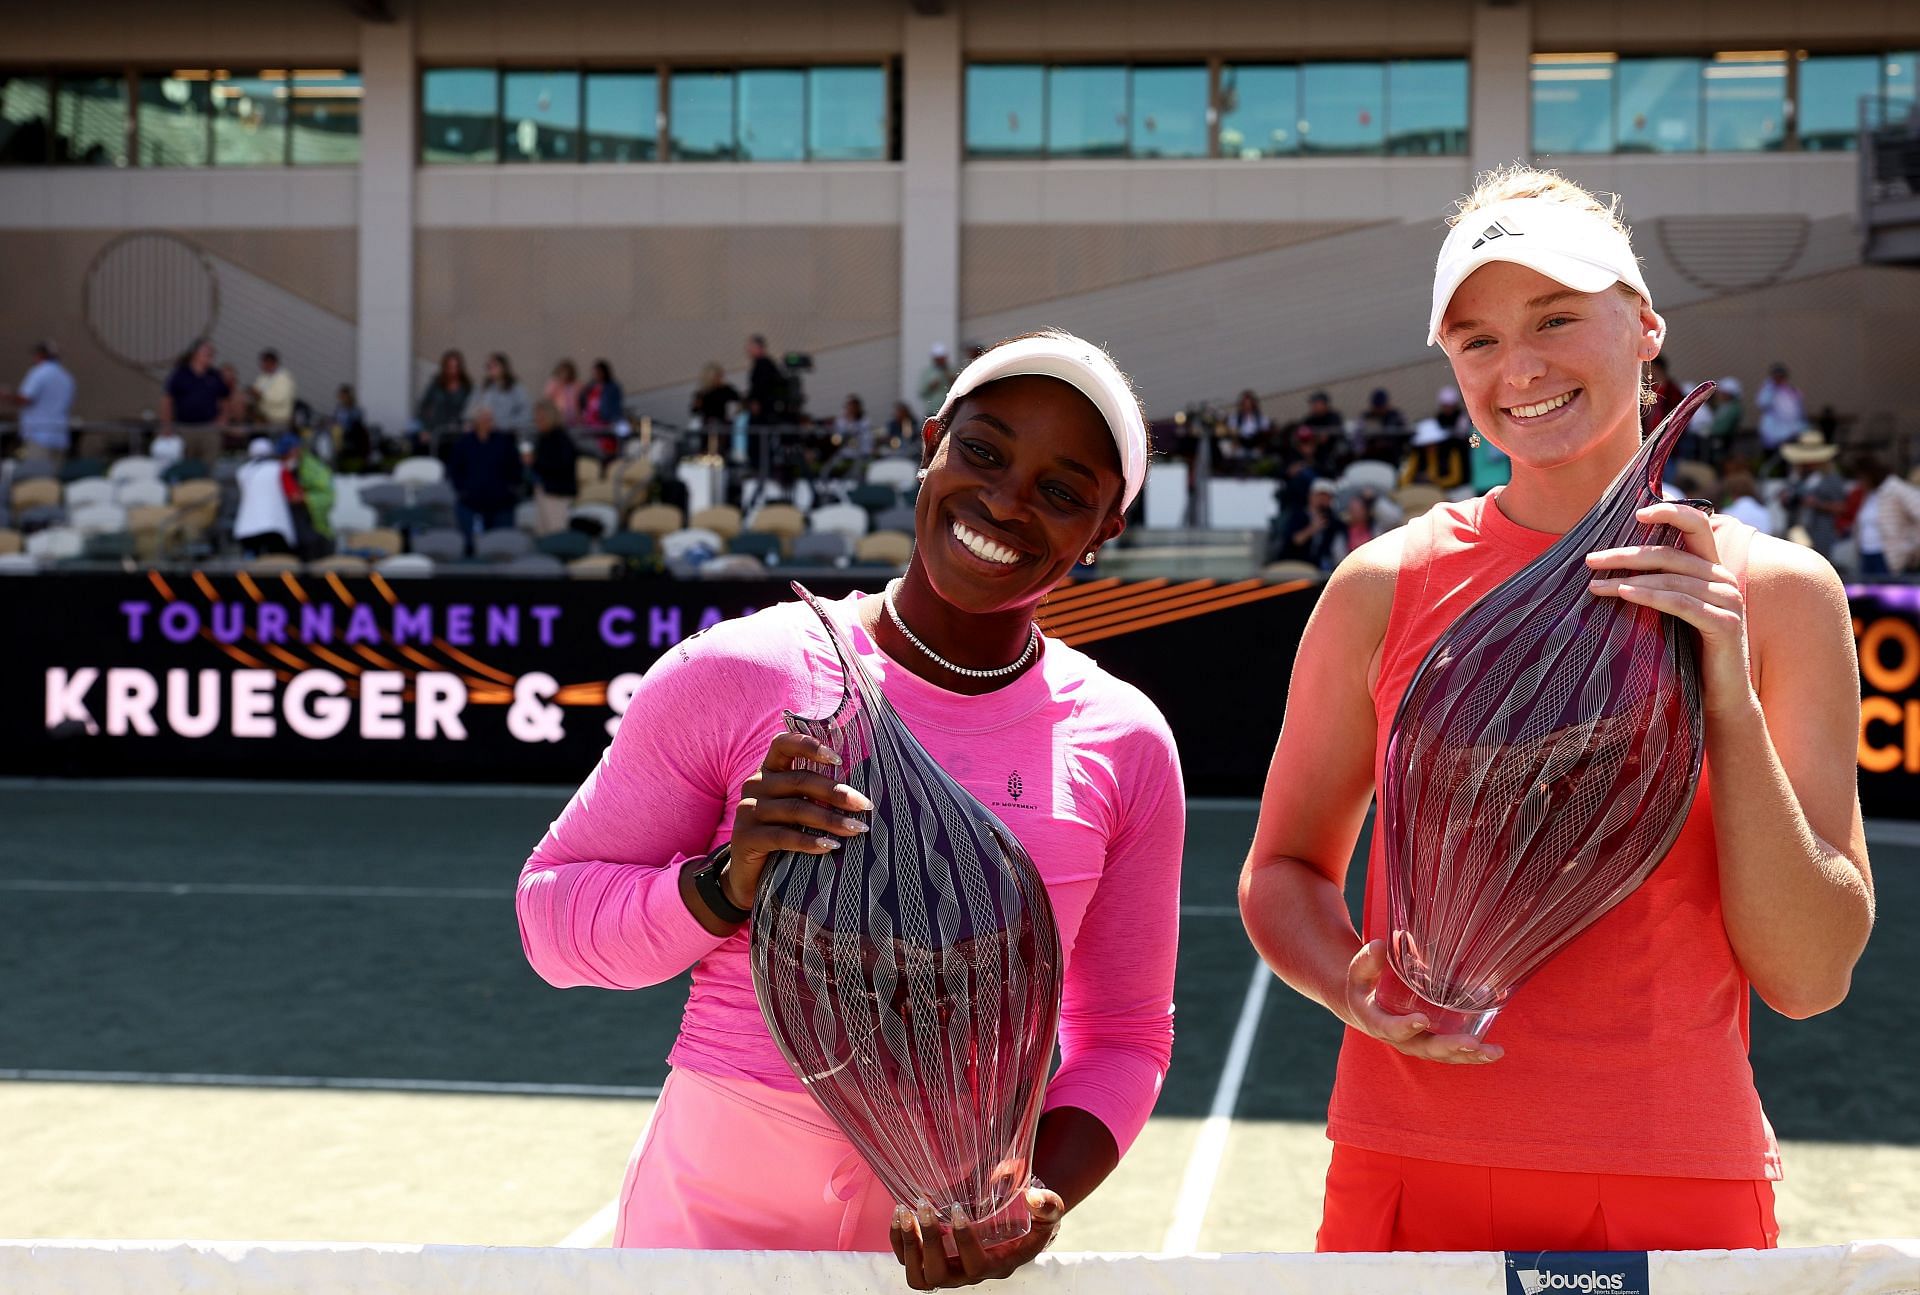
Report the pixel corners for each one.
[1450,163,1655,410]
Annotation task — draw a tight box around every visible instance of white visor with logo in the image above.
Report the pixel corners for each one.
[1428,197,1653,347]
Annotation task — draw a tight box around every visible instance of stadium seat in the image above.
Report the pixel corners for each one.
[63,477,115,509]
[107,456,163,485]
[625,502,684,538]
[576,479,618,508]
[575,458,605,489]
[82,531,138,561]
[16,503,67,533]
[728,530,783,563]
[115,477,169,509]
[699,553,767,577]
[690,504,744,540]
[536,530,593,560]
[411,528,468,562]
[1263,559,1324,581]
[393,456,446,486]
[788,530,853,565]
[386,504,441,533]
[599,531,656,564]
[514,500,540,532]
[161,458,210,483]
[566,553,622,580]
[308,554,370,576]
[1339,461,1400,495]
[10,477,60,513]
[0,553,38,574]
[865,458,919,491]
[168,480,221,535]
[375,553,434,577]
[124,505,176,559]
[609,457,655,495]
[0,528,21,556]
[659,527,726,564]
[569,502,620,537]
[501,553,566,578]
[329,497,378,533]
[1393,484,1445,519]
[58,456,106,483]
[412,480,458,512]
[475,529,534,562]
[245,554,303,574]
[873,505,917,534]
[70,502,128,535]
[853,530,913,566]
[26,527,83,561]
[746,502,806,545]
[361,481,410,514]
[809,502,869,540]
[341,527,405,559]
[10,457,57,483]
[848,484,899,516]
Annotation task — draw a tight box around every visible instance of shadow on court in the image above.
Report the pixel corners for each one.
[0,785,1912,1147]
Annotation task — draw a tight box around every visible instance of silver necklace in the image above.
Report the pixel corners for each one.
[882,579,1039,680]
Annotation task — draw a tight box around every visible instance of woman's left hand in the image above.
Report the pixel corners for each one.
[1585,502,1755,718]
[889,1188,1064,1290]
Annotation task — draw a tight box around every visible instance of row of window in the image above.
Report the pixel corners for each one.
[422,66,891,164]
[1532,50,1916,154]
[967,60,1469,158]
[0,70,360,167]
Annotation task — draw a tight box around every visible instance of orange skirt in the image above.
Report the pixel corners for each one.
[1317,1142,1779,1252]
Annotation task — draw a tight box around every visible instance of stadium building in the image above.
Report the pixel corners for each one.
[2,0,1916,444]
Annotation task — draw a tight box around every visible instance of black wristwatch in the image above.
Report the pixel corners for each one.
[691,844,752,925]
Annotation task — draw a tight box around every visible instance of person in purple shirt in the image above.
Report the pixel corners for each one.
[161,340,231,466]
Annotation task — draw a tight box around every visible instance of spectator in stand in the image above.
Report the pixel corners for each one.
[1227,390,1272,467]
[1400,410,1470,493]
[1779,431,1847,561]
[1849,455,1920,576]
[1342,487,1381,559]
[545,359,581,427]
[691,361,739,425]
[218,361,247,430]
[1641,354,1684,437]
[417,349,473,445]
[280,430,334,559]
[449,404,524,548]
[579,359,624,433]
[528,398,580,536]
[1705,377,1744,467]
[1288,477,1343,570]
[330,383,372,472]
[918,342,955,420]
[1,340,75,458]
[251,348,297,429]
[744,334,790,427]
[1757,362,1807,457]
[234,435,296,556]
[1718,470,1774,536]
[160,339,231,467]
[1300,390,1345,438]
[1269,453,1321,563]
[883,400,918,454]
[467,352,532,434]
[1353,388,1407,462]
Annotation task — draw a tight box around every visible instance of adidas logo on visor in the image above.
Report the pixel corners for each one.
[1471,219,1524,250]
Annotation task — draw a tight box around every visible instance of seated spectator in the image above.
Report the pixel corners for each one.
[330,383,370,470]
[467,352,532,434]
[281,430,334,559]
[251,349,298,429]
[527,398,580,536]
[450,405,525,546]
[545,359,581,428]
[578,359,624,430]
[1342,487,1380,560]
[1400,416,1470,492]
[883,401,918,454]
[417,350,472,446]
[1228,390,1272,445]
[1287,477,1343,571]
[1718,470,1774,537]
[1780,431,1847,558]
[1850,455,1920,576]
[234,436,296,557]
[1353,387,1406,462]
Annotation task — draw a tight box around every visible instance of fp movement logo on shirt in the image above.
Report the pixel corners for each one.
[1506,1252,1650,1295]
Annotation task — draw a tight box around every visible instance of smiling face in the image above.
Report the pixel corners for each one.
[915,375,1127,615]
[1438,260,1661,473]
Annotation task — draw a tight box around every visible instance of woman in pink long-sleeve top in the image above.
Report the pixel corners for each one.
[517,330,1184,1289]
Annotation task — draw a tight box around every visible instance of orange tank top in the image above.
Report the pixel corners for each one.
[1325,489,1780,1180]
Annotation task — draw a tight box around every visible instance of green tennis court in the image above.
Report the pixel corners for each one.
[1,781,1913,1251]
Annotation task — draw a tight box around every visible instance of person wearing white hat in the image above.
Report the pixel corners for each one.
[1242,165,1871,1254]
[233,435,296,557]
[518,327,1183,1286]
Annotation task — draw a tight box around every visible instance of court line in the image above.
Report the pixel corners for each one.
[1161,959,1270,1255]
[0,1069,661,1099]
[556,1197,621,1249]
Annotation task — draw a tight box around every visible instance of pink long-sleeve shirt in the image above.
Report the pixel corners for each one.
[517,590,1185,1153]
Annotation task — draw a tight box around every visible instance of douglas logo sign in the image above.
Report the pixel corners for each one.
[1505,1253,1649,1295]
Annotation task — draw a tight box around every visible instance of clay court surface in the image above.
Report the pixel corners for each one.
[2,781,1913,1251]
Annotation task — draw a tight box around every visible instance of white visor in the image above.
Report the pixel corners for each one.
[1428,197,1653,347]
[935,329,1148,511]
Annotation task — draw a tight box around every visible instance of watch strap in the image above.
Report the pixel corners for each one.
[692,843,751,925]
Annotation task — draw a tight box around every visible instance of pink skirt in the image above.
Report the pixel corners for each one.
[615,1068,899,1250]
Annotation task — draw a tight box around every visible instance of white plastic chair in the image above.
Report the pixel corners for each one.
[26,526,84,560]
[64,477,115,509]
[107,456,163,484]
[659,527,726,564]
[375,553,435,578]
[115,477,169,509]
[393,456,447,487]
[864,458,920,491]
[70,502,129,536]
[809,502,870,540]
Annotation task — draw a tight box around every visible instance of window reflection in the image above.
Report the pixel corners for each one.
[0,75,52,165]
[585,72,657,163]
[290,70,360,165]
[1132,65,1208,158]
[1703,52,1784,151]
[1047,65,1127,158]
[1616,57,1700,153]
[1388,59,1468,156]
[211,70,290,166]
[1531,55,1614,154]
[137,74,210,166]
[423,68,497,162]
[1218,64,1299,158]
[810,66,886,160]
[966,64,1043,157]
[502,70,579,162]
[738,69,804,161]
[1301,62,1384,155]
[55,74,126,166]
[670,71,734,161]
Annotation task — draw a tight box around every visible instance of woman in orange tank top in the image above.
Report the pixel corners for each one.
[1238,166,1874,1252]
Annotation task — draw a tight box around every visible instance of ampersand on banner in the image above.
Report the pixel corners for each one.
[508,672,566,744]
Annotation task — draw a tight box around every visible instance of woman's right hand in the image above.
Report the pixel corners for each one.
[719,732,873,912]
[1343,940,1502,1065]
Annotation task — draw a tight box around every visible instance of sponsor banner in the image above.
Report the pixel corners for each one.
[1850,583,1920,821]
[1505,1252,1651,1295]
